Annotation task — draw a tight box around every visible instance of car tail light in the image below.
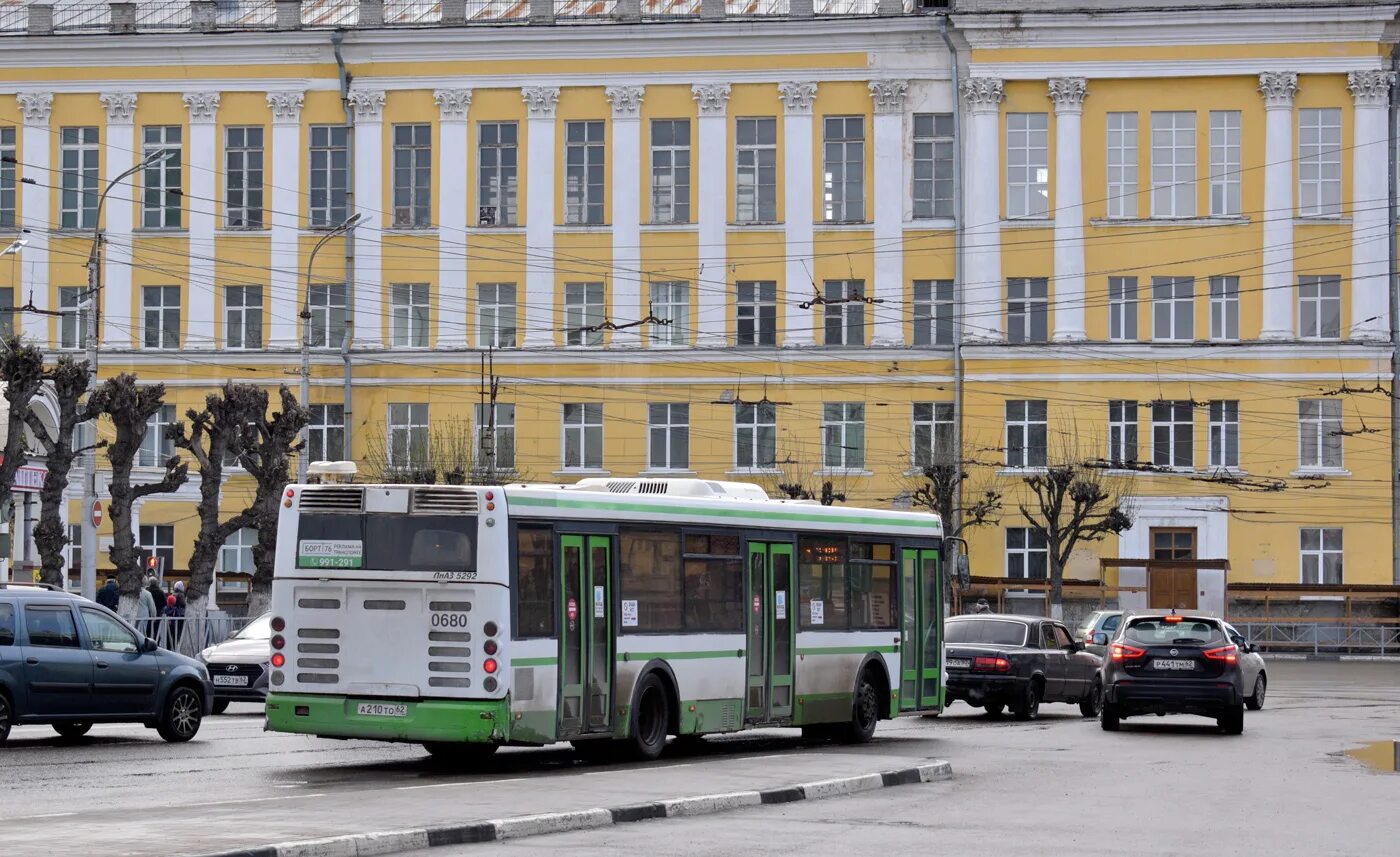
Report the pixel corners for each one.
[1111,643,1147,662]
[483,658,498,674]
[972,656,1010,673]
[271,616,285,632]
[271,634,285,650]
[1203,644,1238,664]
[1164,615,1183,624]
[271,652,285,668]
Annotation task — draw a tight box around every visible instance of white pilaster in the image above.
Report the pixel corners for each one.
[266,92,304,349]
[435,88,471,348]
[1259,71,1298,340]
[349,89,385,349]
[183,92,219,350]
[16,94,52,344]
[1347,70,1394,341]
[693,83,731,346]
[1048,78,1087,341]
[99,92,137,349]
[607,85,644,348]
[522,86,559,348]
[870,79,907,347]
[960,78,1004,341]
[779,81,817,348]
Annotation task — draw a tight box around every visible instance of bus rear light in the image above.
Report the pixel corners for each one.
[483,658,498,674]
[486,502,495,511]
[285,489,295,498]
[271,635,285,650]
[483,677,498,692]
[271,617,285,632]
[483,639,498,655]
[271,653,286,668]
[485,491,494,501]
[483,621,499,638]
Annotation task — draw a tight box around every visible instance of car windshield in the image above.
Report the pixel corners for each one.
[1123,617,1225,646]
[235,614,272,640]
[945,619,1027,646]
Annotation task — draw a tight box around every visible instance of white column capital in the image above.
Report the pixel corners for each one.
[1347,70,1395,108]
[100,92,138,125]
[1258,72,1299,109]
[960,77,1004,115]
[692,83,731,116]
[348,89,386,123]
[182,92,221,125]
[434,88,473,121]
[868,79,908,115]
[266,91,305,125]
[16,93,53,126]
[777,82,818,115]
[605,85,645,119]
[1047,77,1088,114]
[521,86,560,118]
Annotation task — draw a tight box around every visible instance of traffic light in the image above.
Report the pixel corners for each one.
[147,555,158,571]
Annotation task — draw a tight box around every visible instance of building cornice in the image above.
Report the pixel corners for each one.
[971,56,1385,81]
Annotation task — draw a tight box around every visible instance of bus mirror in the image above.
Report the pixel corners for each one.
[956,554,971,587]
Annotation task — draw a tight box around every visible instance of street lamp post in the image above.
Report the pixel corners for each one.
[299,214,362,484]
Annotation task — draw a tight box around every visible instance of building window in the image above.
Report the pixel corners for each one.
[0,288,12,339]
[387,403,429,469]
[735,117,778,223]
[1300,528,1343,585]
[474,403,515,471]
[1152,400,1194,469]
[647,403,690,471]
[307,283,347,348]
[562,403,603,470]
[308,125,349,227]
[66,523,82,581]
[477,283,517,348]
[912,113,953,219]
[142,286,181,349]
[1150,111,1196,218]
[1298,275,1342,340]
[564,282,604,347]
[1208,400,1239,469]
[141,125,182,229]
[307,404,345,463]
[138,404,176,467]
[822,403,865,470]
[822,279,865,346]
[1209,110,1241,217]
[390,123,432,228]
[390,283,430,348]
[1108,276,1138,341]
[219,528,256,575]
[646,280,689,347]
[59,287,92,349]
[1006,528,1048,579]
[137,525,175,574]
[912,279,953,346]
[0,126,15,228]
[1105,112,1138,219]
[60,127,100,229]
[1007,277,1049,343]
[477,122,518,226]
[1108,400,1138,466]
[224,126,264,228]
[735,402,776,470]
[565,120,605,225]
[736,281,777,347]
[1005,399,1047,469]
[1209,276,1240,341]
[225,285,262,349]
[1298,108,1342,217]
[1298,399,1343,469]
[650,119,691,224]
[1006,112,1049,218]
[822,115,865,223]
[1151,276,1194,341]
[913,402,954,467]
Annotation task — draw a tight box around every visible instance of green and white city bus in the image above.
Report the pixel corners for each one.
[265,476,946,760]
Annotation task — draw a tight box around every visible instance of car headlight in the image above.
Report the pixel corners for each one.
[198,647,215,663]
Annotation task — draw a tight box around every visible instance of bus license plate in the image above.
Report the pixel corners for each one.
[1152,659,1196,671]
[945,658,972,669]
[357,702,408,718]
[212,675,249,687]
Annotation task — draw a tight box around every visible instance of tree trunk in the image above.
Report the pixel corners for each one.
[247,493,279,617]
[33,453,76,588]
[1049,552,1065,619]
[181,591,209,657]
[107,485,143,621]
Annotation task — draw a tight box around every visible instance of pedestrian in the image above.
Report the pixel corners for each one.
[162,594,185,649]
[96,578,120,610]
[137,579,157,637]
[973,598,992,614]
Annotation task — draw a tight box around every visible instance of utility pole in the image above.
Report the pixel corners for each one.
[298,214,361,483]
[477,348,499,483]
[1388,52,1400,587]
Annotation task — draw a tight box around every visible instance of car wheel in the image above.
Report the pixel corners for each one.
[0,693,12,744]
[1245,674,1267,711]
[983,703,1005,717]
[156,686,204,743]
[211,699,231,715]
[840,671,881,744]
[1217,705,1245,735]
[1079,679,1104,718]
[424,742,499,764]
[1011,681,1040,721]
[626,672,671,761]
[1100,701,1121,732]
[53,721,93,740]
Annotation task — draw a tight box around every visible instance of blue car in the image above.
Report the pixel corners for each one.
[0,584,213,743]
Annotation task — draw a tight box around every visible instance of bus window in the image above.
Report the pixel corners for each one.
[366,516,476,572]
[620,529,683,632]
[849,542,897,630]
[798,537,849,629]
[682,535,743,632]
[515,526,555,638]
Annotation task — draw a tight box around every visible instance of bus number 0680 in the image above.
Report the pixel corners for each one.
[431,613,471,628]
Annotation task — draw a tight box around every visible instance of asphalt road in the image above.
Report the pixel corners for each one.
[1,661,1396,857]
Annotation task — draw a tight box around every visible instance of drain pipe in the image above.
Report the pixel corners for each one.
[1389,46,1399,586]
[939,15,966,558]
[333,31,357,467]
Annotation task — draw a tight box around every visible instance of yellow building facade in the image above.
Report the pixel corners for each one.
[0,1,1394,609]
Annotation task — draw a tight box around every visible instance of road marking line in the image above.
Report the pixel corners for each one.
[396,776,526,791]
[15,812,75,820]
[183,793,328,809]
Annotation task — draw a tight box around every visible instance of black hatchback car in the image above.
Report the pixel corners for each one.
[944,614,1104,720]
[1099,611,1246,734]
[0,584,213,743]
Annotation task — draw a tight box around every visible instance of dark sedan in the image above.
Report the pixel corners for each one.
[944,614,1104,720]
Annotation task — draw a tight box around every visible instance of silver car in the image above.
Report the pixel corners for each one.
[198,613,271,714]
[1224,621,1269,710]
[1077,609,1124,655]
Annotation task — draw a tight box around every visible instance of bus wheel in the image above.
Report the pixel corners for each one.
[423,742,499,765]
[626,673,670,761]
[840,672,880,744]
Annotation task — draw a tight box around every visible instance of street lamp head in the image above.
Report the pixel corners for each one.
[1,237,28,256]
[139,147,177,167]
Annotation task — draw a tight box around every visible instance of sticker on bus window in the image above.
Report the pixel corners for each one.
[594,586,606,618]
[297,540,363,569]
[775,591,787,620]
[622,600,639,628]
[810,599,824,625]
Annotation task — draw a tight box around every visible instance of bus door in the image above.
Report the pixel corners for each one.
[899,548,943,712]
[558,534,614,738]
[745,542,795,723]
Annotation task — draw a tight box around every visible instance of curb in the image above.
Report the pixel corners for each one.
[194,760,952,857]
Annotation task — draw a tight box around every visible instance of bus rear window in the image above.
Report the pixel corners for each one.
[297,515,476,572]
